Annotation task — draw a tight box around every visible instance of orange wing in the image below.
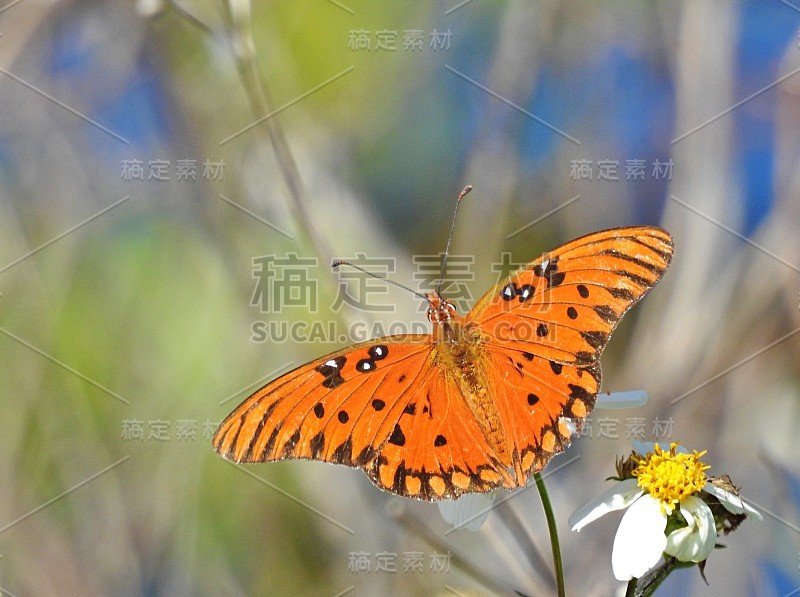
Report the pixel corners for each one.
[470,226,674,365]
[213,336,514,500]
[468,226,673,480]
[485,344,599,485]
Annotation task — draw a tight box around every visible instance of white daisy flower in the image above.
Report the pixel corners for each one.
[569,442,761,581]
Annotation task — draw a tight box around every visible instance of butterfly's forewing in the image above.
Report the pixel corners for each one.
[214,337,430,465]
[467,226,673,480]
[213,335,512,499]
[470,226,674,365]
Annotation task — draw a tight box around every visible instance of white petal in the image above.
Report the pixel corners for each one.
[569,478,642,532]
[703,483,764,521]
[437,492,495,531]
[612,494,668,581]
[664,496,717,562]
[595,390,649,409]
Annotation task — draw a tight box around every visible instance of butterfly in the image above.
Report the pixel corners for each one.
[213,223,673,501]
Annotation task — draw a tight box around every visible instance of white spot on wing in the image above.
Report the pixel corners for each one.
[560,416,577,435]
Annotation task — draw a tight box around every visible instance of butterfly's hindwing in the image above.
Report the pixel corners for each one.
[485,344,600,483]
[366,372,514,500]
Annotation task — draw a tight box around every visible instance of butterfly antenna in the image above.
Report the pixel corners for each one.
[332,260,428,301]
[437,185,473,293]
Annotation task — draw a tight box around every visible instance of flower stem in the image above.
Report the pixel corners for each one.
[625,578,638,597]
[635,557,686,597]
[534,472,565,597]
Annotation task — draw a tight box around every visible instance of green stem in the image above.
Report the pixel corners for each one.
[534,472,566,597]
[624,557,684,597]
[637,557,684,597]
[625,578,638,597]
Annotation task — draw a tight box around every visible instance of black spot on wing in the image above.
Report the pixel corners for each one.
[533,256,565,287]
[371,398,386,411]
[434,434,447,447]
[356,358,375,373]
[598,249,663,276]
[518,284,534,302]
[310,431,326,458]
[549,361,563,375]
[509,356,525,378]
[606,287,634,301]
[242,399,280,459]
[242,414,268,461]
[313,403,325,419]
[315,356,346,375]
[321,376,344,389]
[593,305,618,323]
[501,282,518,301]
[581,330,608,350]
[282,429,301,457]
[568,384,592,400]
[388,424,406,447]
[332,437,353,464]
[617,270,656,289]
[315,356,346,389]
[392,462,407,493]
[354,445,377,466]
[263,427,280,459]
[369,345,388,361]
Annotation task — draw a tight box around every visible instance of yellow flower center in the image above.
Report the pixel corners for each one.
[633,443,710,514]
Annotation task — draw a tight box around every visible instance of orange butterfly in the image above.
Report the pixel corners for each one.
[213,198,673,501]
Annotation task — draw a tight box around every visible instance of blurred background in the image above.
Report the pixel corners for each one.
[0,1,799,595]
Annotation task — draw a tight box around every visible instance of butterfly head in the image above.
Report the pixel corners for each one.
[425,291,457,325]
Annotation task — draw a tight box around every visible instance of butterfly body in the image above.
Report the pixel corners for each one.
[428,316,513,464]
[214,226,673,501]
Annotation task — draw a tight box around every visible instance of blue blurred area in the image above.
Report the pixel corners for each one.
[522,50,674,167]
[736,1,798,234]
[45,9,173,158]
[95,61,174,154]
[30,2,799,237]
[764,561,800,596]
[522,47,676,223]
